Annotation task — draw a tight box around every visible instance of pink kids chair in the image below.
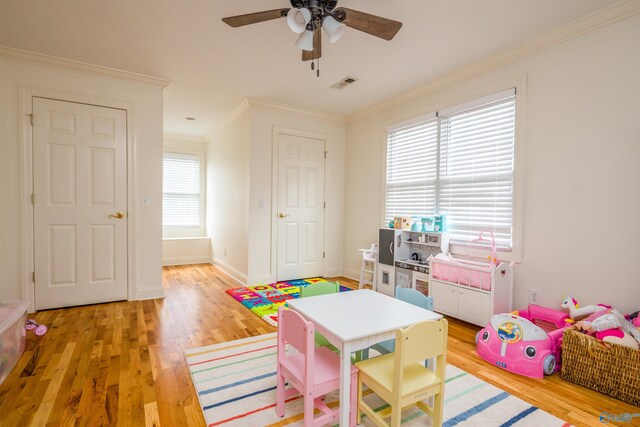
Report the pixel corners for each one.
[276,307,358,427]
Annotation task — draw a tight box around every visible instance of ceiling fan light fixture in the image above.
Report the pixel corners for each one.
[295,29,315,51]
[287,7,311,33]
[322,15,345,43]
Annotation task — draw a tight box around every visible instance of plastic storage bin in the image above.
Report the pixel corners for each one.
[0,300,29,385]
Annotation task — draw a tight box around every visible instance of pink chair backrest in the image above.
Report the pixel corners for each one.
[278,307,315,394]
[278,307,314,356]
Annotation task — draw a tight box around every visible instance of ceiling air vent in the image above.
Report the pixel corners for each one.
[331,76,358,90]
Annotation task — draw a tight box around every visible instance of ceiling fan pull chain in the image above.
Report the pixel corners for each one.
[317,57,320,77]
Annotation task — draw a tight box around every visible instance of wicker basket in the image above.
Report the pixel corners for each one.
[561,327,640,406]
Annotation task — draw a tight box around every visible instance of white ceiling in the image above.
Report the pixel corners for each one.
[0,0,618,137]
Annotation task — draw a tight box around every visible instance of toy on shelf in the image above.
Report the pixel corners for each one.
[560,296,611,320]
[25,319,47,336]
[475,304,571,378]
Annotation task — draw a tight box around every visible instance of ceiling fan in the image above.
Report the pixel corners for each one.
[222,0,402,75]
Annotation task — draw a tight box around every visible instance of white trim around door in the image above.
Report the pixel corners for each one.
[271,126,327,283]
[19,86,138,312]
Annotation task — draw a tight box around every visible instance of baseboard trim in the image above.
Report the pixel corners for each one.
[323,266,342,277]
[212,258,247,285]
[343,269,361,282]
[162,256,213,266]
[136,286,165,300]
[246,275,276,286]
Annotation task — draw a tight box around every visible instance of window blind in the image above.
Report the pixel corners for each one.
[163,153,201,228]
[385,118,438,224]
[384,90,516,250]
[439,95,515,249]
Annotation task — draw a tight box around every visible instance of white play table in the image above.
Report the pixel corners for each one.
[287,289,442,426]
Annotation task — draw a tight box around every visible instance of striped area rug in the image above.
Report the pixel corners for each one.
[186,333,572,427]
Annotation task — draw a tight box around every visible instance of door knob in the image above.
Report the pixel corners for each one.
[109,211,125,219]
[278,212,289,218]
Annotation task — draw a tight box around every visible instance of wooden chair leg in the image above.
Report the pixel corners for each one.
[357,377,363,424]
[303,394,315,427]
[432,392,444,427]
[276,372,285,417]
[390,404,401,427]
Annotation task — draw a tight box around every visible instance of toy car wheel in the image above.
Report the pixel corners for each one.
[543,354,556,376]
[475,331,480,345]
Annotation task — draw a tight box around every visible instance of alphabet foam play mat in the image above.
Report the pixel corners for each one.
[225,278,352,326]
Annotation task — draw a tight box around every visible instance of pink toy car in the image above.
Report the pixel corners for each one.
[475,305,570,379]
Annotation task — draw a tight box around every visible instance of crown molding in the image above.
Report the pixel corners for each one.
[246,97,345,123]
[0,46,172,90]
[209,97,346,140]
[207,99,251,140]
[347,0,640,123]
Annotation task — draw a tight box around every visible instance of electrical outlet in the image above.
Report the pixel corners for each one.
[529,289,540,305]
[224,248,227,257]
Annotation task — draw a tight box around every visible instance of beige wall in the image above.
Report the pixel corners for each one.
[162,238,211,266]
[0,57,165,304]
[344,14,640,312]
[207,108,250,282]
[207,101,346,285]
[247,104,346,285]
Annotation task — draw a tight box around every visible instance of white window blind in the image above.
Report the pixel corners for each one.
[163,153,201,228]
[385,117,438,224]
[439,94,515,249]
[384,89,516,250]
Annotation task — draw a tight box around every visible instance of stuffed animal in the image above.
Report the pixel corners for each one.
[560,296,611,320]
[575,309,640,350]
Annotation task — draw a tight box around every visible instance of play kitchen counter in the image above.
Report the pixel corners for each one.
[377,228,447,297]
[378,227,513,326]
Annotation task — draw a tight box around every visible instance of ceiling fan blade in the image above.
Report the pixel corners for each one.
[222,8,289,28]
[302,28,322,61]
[335,7,402,41]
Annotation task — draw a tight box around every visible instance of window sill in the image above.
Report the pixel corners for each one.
[163,236,210,241]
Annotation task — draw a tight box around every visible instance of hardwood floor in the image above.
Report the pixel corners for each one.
[0,264,637,426]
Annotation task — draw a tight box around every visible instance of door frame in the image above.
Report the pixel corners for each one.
[19,86,137,312]
[271,126,327,282]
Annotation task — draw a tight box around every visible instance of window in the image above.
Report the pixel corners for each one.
[385,89,517,252]
[163,152,204,237]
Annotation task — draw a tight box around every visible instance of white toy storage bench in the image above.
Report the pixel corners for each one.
[428,255,513,326]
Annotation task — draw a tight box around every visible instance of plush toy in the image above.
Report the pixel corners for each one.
[575,309,640,350]
[560,296,611,320]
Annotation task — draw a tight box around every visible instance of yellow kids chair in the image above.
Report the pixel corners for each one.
[355,318,448,427]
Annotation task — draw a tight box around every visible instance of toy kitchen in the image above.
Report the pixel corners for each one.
[377,216,450,298]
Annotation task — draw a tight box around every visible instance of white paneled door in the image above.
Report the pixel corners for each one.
[276,133,325,281]
[33,97,128,310]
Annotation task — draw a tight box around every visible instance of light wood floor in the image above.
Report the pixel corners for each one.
[0,264,637,426]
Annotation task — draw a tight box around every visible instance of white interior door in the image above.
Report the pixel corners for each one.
[33,97,128,310]
[276,133,325,281]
